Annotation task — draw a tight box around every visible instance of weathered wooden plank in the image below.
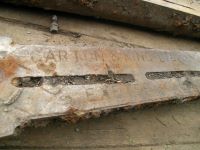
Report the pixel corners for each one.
[0,101,200,149]
[2,0,200,38]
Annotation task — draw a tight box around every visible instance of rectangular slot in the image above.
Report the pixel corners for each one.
[12,73,135,87]
[146,71,200,80]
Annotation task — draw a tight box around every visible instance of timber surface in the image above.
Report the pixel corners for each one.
[0,4,200,150]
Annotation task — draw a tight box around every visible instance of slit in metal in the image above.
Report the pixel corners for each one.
[146,71,200,80]
[12,72,135,87]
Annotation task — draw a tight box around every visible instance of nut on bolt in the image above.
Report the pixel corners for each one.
[50,15,59,33]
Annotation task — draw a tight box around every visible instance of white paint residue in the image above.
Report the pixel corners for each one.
[0,36,15,57]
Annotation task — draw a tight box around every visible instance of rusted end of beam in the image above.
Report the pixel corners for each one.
[1,0,200,38]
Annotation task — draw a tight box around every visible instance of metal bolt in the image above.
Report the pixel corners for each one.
[50,15,59,33]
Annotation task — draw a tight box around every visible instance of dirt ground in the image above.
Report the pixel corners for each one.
[0,4,200,150]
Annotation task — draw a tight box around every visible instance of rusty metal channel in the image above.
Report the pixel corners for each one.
[1,0,200,38]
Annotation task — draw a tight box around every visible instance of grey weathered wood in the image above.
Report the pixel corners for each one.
[0,101,200,149]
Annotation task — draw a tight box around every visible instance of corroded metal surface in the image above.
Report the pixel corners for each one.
[2,0,200,38]
[0,36,200,138]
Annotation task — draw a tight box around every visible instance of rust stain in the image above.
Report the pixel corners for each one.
[60,108,103,123]
[37,62,56,74]
[61,108,83,123]
[74,0,98,9]
[0,56,20,78]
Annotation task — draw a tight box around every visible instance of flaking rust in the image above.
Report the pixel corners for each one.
[0,37,200,138]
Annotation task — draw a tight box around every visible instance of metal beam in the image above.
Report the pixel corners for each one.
[2,0,200,38]
[0,36,200,137]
